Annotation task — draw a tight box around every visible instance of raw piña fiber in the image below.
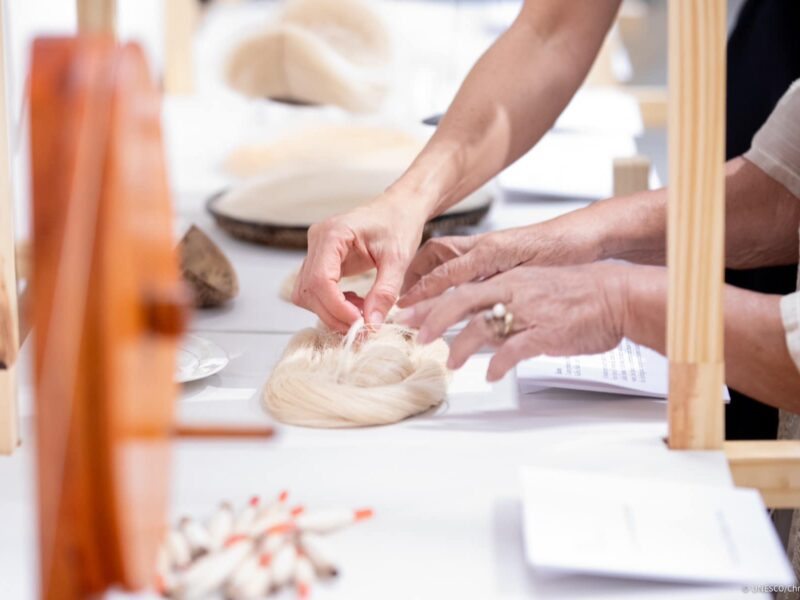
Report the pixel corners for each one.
[264,319,449,427]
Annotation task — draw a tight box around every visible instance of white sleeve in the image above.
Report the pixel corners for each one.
[744,80,800,199]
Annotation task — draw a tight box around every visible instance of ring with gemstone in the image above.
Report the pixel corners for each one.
[483,302,514,338]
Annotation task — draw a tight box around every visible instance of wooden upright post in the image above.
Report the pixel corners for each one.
[164,0,198,94]
[77,0,116,36]
[613,155,651,196]
[0,0,19,454]
[666,0,726,449]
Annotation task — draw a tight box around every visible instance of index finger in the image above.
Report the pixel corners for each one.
[293,251,361,331]
[401,236,469,295]
[415,280,511,344]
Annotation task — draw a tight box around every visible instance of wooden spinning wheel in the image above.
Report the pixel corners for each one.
[31,37,187,598]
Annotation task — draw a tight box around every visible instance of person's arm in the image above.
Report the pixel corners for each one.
[598,157,800,268]
[391,0,621,217]
[293,0,621,331]
[400,156,800,306]
[625,267,800,413]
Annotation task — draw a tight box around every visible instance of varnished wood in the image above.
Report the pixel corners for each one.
[31,38,186,598]
[725,441,800,509]
[16,285,31,347]
[0,0,19,455]
[164,0,198,93]
[0,283,11,364]
[0,256,15,369]
[15,239,30,281]
[626,85,668,128]
[77,0,116,35]
[666,0,726,450]
[173,424,275,439]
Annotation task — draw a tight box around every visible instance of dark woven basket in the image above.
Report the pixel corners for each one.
[206,191,492,249]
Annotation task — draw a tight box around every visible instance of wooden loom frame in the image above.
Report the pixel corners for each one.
[669,0,800,508]
[77,0,198,93]
[0,0,18,455]
[0,0,201,455]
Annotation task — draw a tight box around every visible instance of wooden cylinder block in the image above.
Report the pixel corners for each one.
[77,0,116,35]
[613,155,651,196]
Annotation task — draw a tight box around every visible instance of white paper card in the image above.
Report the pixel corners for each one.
[517,338,730,401]
[520,467,794,586]
[498,132,638,199]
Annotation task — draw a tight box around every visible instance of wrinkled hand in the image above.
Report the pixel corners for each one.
[398,223,600,308]
[397,264,630,381]
[292,198,425,332]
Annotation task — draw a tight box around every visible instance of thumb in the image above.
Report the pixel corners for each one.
[364,258,406,327]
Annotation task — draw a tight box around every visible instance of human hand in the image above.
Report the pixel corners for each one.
[292,196,426,331]
[398,221,602,308]
[397,263,630,381]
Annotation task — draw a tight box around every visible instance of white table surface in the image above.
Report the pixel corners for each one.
[0,108,765,600]
[0,2,769,597]
[0,335,760,600]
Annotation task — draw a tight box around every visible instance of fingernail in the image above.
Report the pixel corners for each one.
[396,291,415,308]
[486,368,501,383]
[369,311,384,327]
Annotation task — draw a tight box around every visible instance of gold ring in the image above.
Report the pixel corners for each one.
[483,302,514,339]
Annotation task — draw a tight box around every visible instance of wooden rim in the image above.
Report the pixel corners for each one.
[206,190,492,249]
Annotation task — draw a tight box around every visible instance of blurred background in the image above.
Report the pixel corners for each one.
[2,0,750,242]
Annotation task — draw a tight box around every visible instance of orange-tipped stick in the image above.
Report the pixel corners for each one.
[294,553,315,600]
[229,555,273,600]
[165,530,191,569]
[354,508,374,522]
[233,497,260,534]
[173,539,254,599]
[271,544,298,588]
[258,531,288,557]
[179,516,212,557]
[296,508,375,534]
[299,533,339,578]
[265,522,296,536]
[223,534,250,548]
[206,502,234,549]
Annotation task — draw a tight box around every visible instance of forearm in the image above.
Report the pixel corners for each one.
[545,157,800,268]
[388,0,620,218]
[622,265,800,413]
[723,158,800,268]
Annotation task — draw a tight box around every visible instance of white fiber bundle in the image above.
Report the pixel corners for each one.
[264,321,449,427]
[225,0,391,112]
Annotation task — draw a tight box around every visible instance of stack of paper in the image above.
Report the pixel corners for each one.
[517,338,730,400]
[520,467,795,586]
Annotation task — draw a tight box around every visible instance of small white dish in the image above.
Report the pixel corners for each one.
[175,334,230,384]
